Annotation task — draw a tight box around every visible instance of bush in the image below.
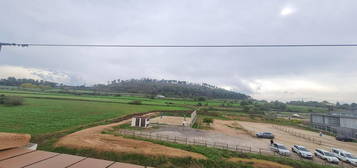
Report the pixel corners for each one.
[203,118,213,125]
[3,96,24,106]
[128,100,142,105]
[0,94,5,104]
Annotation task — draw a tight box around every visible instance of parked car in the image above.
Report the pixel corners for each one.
[314,149,339,164]
[331,148,357,166]
[256,132,274,139]
[291,145,313,159]
[271,143,290,156]
[336,136,354,142]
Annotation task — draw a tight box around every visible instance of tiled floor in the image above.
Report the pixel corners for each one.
[0,148,146,168]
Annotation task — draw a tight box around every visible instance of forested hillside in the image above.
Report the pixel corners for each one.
[0,77,249,100]
[93,78,249,99]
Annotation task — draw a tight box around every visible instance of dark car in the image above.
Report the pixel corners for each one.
[336,136,354,142]
[256,132,274,139]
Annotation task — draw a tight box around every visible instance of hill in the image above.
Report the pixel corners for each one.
[93,78,249,99]
[0,77,249,100]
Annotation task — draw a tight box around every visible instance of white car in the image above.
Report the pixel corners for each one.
[271,143,291,156]
[292,145,313,159]
[314,149,339,164]
[331,148,357,166]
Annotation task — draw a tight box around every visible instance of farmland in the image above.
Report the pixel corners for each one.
[0,88,342,168]
[0,90,188,136]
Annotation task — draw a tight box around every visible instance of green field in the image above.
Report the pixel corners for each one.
[0,88,327,136]
[0,97,187,135]
[0,89,231,107]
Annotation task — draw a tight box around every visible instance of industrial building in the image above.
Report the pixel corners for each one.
[310,112,357,139]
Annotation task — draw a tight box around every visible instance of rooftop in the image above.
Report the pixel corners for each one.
[0,147,148,168]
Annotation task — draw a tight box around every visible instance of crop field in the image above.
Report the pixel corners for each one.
[0,89,232,107]
[0,97,187,135]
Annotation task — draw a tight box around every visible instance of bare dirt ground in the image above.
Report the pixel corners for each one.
[150,116,191,126]
[55,119,205,159]
[227,158,292,168]
[210,120,270,150]
[237,121,357,155]
[144,119,271,151]
[0,132,31,150]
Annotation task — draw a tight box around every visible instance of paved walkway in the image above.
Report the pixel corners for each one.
[0,148,148,168]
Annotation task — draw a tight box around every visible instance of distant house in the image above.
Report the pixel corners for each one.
[131,116,150,127]
[291,113,303,118]
[155,95,165,98]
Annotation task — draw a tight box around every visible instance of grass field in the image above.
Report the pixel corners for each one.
[0,97,187,135]
[0,89,230,107]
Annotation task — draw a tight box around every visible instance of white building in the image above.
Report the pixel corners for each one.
[131,116,150,127]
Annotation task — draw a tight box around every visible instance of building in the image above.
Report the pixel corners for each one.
[310,112,357,139]
[131,116,150,127]
[155,94,165,98]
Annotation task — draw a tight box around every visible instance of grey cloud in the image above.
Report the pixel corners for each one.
[1,0,357,102]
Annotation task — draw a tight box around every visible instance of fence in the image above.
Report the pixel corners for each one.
[272,125,323,145]
[117,129,354,168]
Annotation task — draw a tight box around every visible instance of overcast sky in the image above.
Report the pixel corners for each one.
[1,0,357,103]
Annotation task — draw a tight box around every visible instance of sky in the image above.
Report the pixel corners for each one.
[1,0,357,103]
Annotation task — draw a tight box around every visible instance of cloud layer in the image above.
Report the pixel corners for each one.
[1,0,357,102]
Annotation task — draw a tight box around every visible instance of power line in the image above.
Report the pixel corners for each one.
[2,42,357,48]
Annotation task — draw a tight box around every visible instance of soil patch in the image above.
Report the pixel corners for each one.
[56,116,205,159]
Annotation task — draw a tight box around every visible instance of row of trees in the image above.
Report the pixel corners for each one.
[288,100,357,111]
[94,78,250,100]
[0,77,57,88]
[0,77,249,100]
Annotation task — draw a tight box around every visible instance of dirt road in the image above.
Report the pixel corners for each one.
[56,118,205,159]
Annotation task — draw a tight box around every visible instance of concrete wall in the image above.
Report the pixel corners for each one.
[311,115,324,124]
[325,116,339,127]
[311,113,357,138]
[340,118,357,129]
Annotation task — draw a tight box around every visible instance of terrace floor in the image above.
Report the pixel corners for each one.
[0,147,148,168]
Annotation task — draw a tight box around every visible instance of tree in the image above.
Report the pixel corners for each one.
[3,96,24,106]
[203,118,213,125]
[243,106,251,112]
[0,94,5,104]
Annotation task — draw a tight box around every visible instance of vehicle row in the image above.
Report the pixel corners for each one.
[270,143,357,166]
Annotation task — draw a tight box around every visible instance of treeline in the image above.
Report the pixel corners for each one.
[93,78,249,99]
[0,77,58,88]
[0,77,249,100]
[287,100,357,111]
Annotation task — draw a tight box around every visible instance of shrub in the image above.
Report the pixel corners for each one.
[203,118,213,125]
[128,100,142,105]
[3,96,24,106]
[0,94,5,104]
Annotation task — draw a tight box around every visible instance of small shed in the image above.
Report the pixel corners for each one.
[131,116,150,127]
[155,95,165,98]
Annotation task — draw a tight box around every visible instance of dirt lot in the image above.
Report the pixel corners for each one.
[144,119,271,151]
[150,116,191,126]
[56,119,205,159]
[210,120,270,150]
[237,121,357,155]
